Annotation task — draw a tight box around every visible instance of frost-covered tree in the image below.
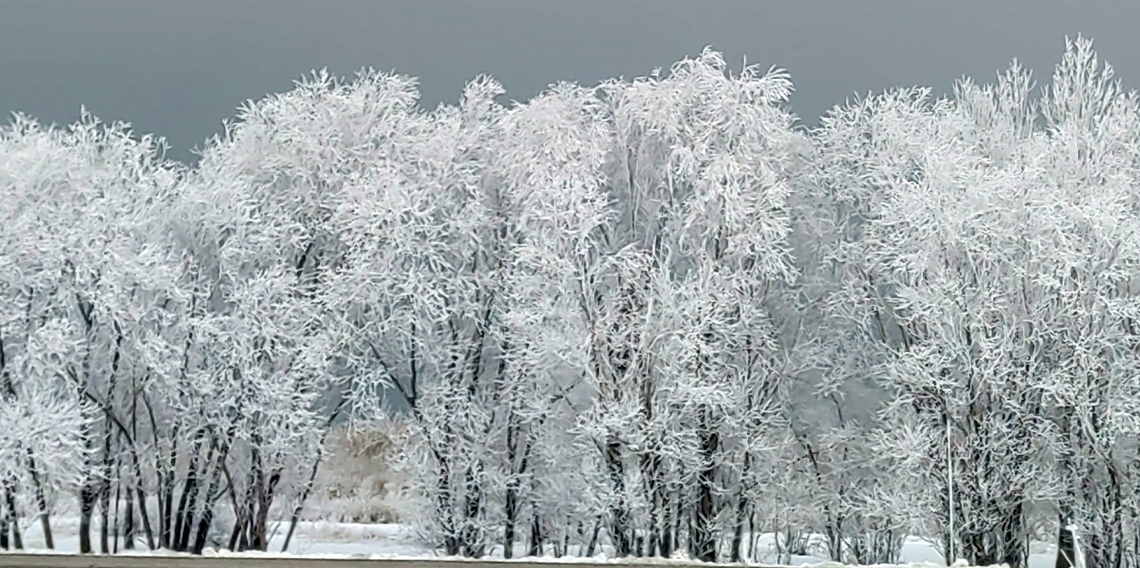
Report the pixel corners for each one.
[810,37,1140,568]
[14,32,1140,566]
[559,48,805,562]
[0,112,184,553]
[1029,37,1140,568]
[162,69,412,552]
[812,78,1055,568]
[327,73,509,556]
[483,82,612,558]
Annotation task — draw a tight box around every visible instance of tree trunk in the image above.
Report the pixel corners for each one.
[125,410,154,549]
[436,454,459,556]
[246,442,282,553]
[79,479,97,553]
[674,490,684,557]
[159,425,180,549]
[641,450,666,558]
[112,470,122,554]
[0,496,8,551]
[1056,521,1076,568]
[246,452,266,551]
[528,505,543,557]
[123,477,136,550]
[693,408,719,563]
[502,416,520,560]
[503,478,518,559]
[191,445,228,555]
[227,518,242,553]
[730,451,752,563]
[78,416,97,554]
[604,439,631,556]
[749,511,759,562]
[281,410,338,555]
[100,330,125,555]
[280,459,320,554]
[502,413,539,561]
[26,449,53,549]
[1,482,19,550]
[173,433,205,552]
[180,440,217,553]
[730,491,747,563]
[98,443,113,553]
[585,520,600,557]
[461,464,484,557]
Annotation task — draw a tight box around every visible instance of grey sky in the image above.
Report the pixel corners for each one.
[2,0,1138,162]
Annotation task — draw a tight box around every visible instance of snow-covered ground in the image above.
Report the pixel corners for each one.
[4,518,427,558]
[2,518,1060,568]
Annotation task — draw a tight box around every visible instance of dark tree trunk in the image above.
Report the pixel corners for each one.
[963,501,1025,568]
[503,480,518,559]
[825,514,843,562]
[120,430,156,550]
[436,454,459,556]
[0,498,8,551]
[730,492,747,563]
[99,329,125,555]
[673,490,684,556]
[502,413,535,560]
[245,449,267,551]
[77,416,97,554]
[281,401,344,554]
[503,418,519,560]
[125,391,153,550]
[1056,522,1076,568]
[244,438,282,553]
[123,477,135,550]
[79,478,97,553]
[112,468,122,554]
[2,482,19,550]
[585,521,601,558]
[461,464,484,557]
[0,339,17,552]
[173,432,206,552]
[748,510,759,562]
[227,518,242,553]
[158,425,180,549]
[98,442,113,554]
[641,450,666,558]
[280,459,318,554]
[180,440,217,553]
[191,450,226,555]
[189,494,215,554]
[730,451,752,563]
[528,505,543,557]
[26,450,53,549]
[604,439,631,556]
[693,408,719,563]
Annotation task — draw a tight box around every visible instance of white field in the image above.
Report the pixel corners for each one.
[0,517,1059,568]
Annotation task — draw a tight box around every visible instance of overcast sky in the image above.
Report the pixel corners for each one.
[2,0,1139,162]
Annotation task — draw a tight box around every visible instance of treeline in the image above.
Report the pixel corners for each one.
[0,36,1138,568]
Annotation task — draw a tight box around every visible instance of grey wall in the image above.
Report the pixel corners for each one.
[2,0,1138,162]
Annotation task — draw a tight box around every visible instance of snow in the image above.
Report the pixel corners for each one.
[0,519,1059,568]
[3,518,428,558]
